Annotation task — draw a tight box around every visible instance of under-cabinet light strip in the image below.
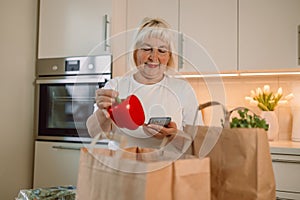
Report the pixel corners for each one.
[173,73,239,78]
[175,71,300,78]
[239,71,300,76]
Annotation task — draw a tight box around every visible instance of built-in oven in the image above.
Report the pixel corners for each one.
[35,54,112,142]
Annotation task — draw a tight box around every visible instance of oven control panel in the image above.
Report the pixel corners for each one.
[37,54,112,76]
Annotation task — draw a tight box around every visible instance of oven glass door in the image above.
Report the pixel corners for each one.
[38,82,101,138]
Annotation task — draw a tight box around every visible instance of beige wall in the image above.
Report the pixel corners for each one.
[189,75,298,141]
[0,0,37,199]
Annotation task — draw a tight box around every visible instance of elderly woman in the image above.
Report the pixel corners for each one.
[87,17,203,149]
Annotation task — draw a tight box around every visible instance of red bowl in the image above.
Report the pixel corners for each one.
[107,95,145,130]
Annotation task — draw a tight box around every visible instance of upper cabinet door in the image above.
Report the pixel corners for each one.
[180,0,238,73]
[239,0,300,70]
[126,0,179,31]
[125,0,179,68]
[38,0,112,58]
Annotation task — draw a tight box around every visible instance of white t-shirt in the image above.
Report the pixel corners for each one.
[95,73,203,149]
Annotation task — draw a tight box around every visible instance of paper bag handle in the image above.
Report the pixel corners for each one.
[198,101,230,128]
[195,103,259,158]
[193,101,228,158]
[228,106,257,117]
[86,128,121,154]
[198,101,227,113]
[198,103,258,128]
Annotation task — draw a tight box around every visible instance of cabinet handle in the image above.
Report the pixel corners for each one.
[52,145,81,151]
[178,32,184,70]
[272,159,300,164]
[298,24,300,65]
[104,14,110,51]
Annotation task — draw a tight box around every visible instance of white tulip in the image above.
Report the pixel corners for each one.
[278,100,288,105]
[250,99,259,106]
[263,85,270,93]
[277,87,282,95]
[256,87,262,95]
[284,93,294,100]
[245,96,253,101]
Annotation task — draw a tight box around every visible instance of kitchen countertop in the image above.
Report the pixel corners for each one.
[269,140,300,155]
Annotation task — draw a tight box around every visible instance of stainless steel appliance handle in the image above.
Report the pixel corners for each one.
[36,76,108,84]
[178,32,184,70]
[52,145,81,151]
[272,159,300,164]
[298,25,300,65]
[104,14,110,51]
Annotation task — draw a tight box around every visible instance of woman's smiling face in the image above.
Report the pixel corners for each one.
[134,37,170,83]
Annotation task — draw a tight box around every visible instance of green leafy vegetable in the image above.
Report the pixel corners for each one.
[230,108,269,131]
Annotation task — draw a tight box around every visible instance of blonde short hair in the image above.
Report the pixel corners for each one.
[132,17,177,68]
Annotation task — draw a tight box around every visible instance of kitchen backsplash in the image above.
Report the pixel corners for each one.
[188,75,300,141]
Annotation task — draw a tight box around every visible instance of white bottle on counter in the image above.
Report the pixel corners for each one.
[292,107,300,142]
[291,85,300,142]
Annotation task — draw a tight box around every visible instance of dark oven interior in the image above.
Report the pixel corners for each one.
[38,82,105,138]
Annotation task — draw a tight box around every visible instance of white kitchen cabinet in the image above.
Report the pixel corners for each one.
[270,145,300,199]
[126,0,237,74]
[126,0,178,33]
[38,0,112,58]
[125,0,179,73]
[180,0,238,73]
[33,141,107,188]
[239,0,300,70]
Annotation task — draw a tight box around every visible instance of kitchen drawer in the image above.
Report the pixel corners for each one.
[271,153,300,199]
[276,191,300,200]
[33,141,108,188]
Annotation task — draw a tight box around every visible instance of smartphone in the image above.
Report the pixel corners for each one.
[147,117,171,127]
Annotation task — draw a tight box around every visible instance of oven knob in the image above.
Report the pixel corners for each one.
[88,64,94,70]
[52,65,58,71]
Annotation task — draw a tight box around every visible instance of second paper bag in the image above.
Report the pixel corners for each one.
[76,147,210,200]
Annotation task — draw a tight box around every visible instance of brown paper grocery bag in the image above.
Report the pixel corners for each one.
[76,147,210,200]
[185,102,276,200]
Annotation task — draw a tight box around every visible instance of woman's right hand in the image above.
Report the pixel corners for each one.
[95,88,119,110]
[94,88,119,132]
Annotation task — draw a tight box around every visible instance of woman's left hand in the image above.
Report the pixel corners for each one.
[143,121,177,139]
